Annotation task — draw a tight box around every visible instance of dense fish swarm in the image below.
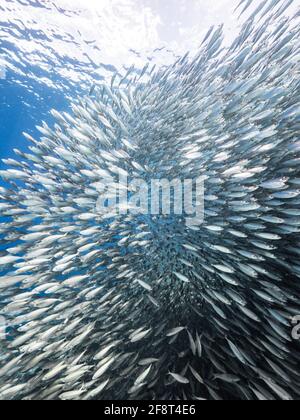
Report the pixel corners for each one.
[0,0,300,401]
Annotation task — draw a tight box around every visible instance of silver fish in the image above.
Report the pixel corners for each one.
[0,0,299,402]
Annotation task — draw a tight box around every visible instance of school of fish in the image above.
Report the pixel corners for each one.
[0,0,300,400]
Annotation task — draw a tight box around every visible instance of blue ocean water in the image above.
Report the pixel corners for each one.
[1,0,300,402]
[0,0,250,172]
[0,72,68,169]
[1,0,298,167]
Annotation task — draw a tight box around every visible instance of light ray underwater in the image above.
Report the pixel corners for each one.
[0,0,300,401]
